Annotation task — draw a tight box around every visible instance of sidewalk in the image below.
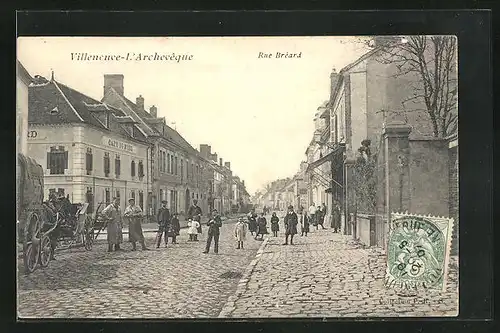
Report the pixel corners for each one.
[219,228,459,318]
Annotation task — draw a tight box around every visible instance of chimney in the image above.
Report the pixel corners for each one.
[136,95,144,111]
[330,68,339,100]
[199,144,212,159]
[149,105,157,118]
[219,158,223,167]
[224,162,231,170]
[242,180,245,187]
[104,74,124,96]
[212,153,218,162]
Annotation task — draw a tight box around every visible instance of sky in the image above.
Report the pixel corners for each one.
[18,37,369,195]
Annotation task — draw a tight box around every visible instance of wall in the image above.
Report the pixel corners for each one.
[408,139,450,217]
[17,77,29,156]
[448,144,459,255]
[349,71,368,152]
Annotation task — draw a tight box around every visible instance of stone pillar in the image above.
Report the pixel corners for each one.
[383,122,412,248]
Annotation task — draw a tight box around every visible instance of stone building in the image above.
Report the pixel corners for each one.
[27,74,150,214]
[102,74,207,218]
[17,61,32,156]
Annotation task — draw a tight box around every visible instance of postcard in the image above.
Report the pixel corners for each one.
[16,35,458,318]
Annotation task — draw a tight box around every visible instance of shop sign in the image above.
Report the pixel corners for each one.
[102,137,136,154]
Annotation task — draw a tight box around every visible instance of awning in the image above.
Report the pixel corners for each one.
[305,144,345,173]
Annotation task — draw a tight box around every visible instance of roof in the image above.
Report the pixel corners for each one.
[28,78,148,143]
[106,88,198,155]
[17,61,32,85]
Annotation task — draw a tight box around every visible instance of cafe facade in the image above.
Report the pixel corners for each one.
[27,74,151,214]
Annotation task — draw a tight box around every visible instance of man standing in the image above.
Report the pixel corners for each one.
[203,209,222,254]
[188,199,202,220]
[124,198,149,251]
[101,197,124,252]
[308,202,317,228]
[156,200,170,248]
[188,199,203,234]
[316,204,326,230]
[283,205,298,245]
[331,200,341,233]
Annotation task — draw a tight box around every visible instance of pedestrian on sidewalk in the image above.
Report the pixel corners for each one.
[156,200,170,248]
[283,205,298,245]
[300,211,310,236]
[101,197,124,252]
[123,198,149,251]
[316,205,326,230]
[234,217,247,249]
[187,218,200,241]
[203,209,222,254]
[331,200,341,233]
[255,212,268,240]
[167,213,180,244]
[270,212,280,237]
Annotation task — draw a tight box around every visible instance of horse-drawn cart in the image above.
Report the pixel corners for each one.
[17,153,94,274]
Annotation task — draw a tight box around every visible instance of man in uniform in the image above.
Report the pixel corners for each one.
[156,200,171,248]
[203,209,222,254]
[188,199,202,220]
[283,205,298,245]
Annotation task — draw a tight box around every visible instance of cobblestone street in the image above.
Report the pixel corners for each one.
[17,217,262,318]
[219,226,459,318]
[18,215,459,319]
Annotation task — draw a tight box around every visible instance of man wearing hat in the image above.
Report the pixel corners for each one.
[156,200,171,248]
[188,199,203,234]
[203,209,222,254]
[124,197,149,251]
[283,205,298,245]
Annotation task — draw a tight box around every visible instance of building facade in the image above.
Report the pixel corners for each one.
[17,61,31,156]
[27,75,150,214]
[102,74,207,217]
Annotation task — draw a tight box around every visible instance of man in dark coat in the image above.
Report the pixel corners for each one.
[203,209,222,254]
[283,205,298,245]
[188,199,203,233]
[331,200,341,233]
[156,200,170,248]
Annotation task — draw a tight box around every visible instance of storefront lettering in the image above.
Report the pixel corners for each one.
[104,137,135,153]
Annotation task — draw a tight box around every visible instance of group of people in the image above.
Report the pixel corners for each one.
[98,197,343,255]
[101,198,224,254]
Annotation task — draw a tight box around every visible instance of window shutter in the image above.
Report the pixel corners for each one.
[47,152,50,169]
[64,151,68,169]
[90,153,93,170]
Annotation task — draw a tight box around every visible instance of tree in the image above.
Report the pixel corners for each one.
[375,36,458,138]
[353,139,377,214]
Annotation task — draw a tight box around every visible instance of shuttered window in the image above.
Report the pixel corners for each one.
[86,148,93,175]
[104,152,110,177]
[47,146,68,175]
[131,160,136,177]
[139,191,144,210]
[115,155,121,177]
[138,161,144,178]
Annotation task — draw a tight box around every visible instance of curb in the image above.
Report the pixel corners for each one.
[217,237,269,318]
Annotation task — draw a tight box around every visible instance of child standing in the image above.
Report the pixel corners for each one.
[234,217,248,249]
[188,218,200,241]
[270,212,280,237]
[167,213,180,244]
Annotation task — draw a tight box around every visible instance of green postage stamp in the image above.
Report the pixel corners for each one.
[385,212,455,292]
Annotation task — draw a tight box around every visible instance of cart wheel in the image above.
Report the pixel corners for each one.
[24,243,39,274]
[39,235,52,267]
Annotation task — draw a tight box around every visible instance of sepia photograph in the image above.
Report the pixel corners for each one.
[16,35,458,318]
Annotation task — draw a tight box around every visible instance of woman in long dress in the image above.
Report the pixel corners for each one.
[270,212,280,237]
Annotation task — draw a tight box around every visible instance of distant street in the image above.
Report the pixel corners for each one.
[18,214,458,318]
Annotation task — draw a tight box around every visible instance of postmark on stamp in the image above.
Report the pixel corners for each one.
[385,212,454,293]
